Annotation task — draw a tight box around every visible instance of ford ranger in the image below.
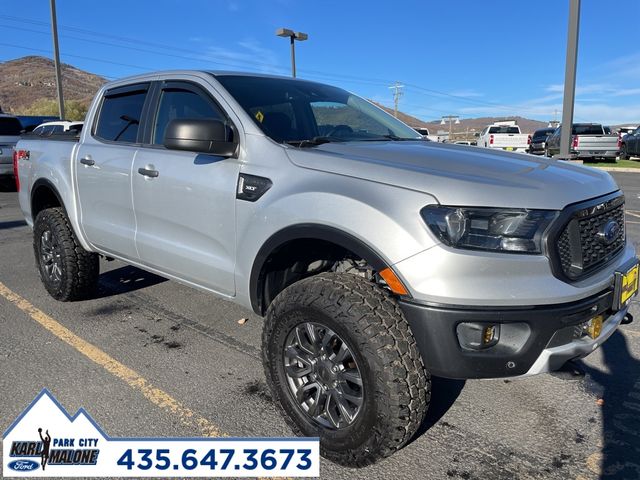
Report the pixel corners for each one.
[14,71,638,467]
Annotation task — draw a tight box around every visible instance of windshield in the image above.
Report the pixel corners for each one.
[0,117,22,136]
[215,75,421,144]
[488,126,520,134]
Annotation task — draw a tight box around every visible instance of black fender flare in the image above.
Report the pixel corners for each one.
[249,224,391,315]
[31,178,66,217]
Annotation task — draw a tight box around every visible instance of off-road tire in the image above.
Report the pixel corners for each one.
[262,272,430,467]
[33,207,99,301]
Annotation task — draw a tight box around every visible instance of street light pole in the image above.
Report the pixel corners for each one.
[49,0,65,119]
[441,115,460,142]
[559,0,581,159]
[276,28,308,78]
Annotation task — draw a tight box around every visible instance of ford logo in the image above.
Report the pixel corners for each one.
[597,220,620,245]
[8,459,40,471]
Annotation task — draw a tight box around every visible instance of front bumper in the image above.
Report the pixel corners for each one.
[400,286,630,379]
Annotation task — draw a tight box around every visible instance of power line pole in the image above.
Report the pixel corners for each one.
[559,0,581,159]
[389,82,404,118]
[49,0,65,119]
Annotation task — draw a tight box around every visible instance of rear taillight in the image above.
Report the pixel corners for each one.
[489,134,494,145]
[13,149,29,192]
[527,134,531,145]
[572,136,579,149]
[618,133,622,148]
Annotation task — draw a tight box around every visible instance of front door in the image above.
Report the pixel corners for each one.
[132,81,239,296]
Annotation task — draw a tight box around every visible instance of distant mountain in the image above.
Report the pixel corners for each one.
[0,56,554,135]
[0,56,106,114]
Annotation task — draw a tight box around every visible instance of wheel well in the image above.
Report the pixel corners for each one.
[251,230,391,316]
[31,182,63,220]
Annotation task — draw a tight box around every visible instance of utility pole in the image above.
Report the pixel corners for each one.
[49,0,65,119]
[389,82,404,118]
[559,0,581,159]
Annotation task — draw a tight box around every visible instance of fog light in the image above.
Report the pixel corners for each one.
[456,322,500,350]
[583,315,604,339]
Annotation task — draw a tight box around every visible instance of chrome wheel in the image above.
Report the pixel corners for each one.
[40,230,62,285]
[283,322,364,429]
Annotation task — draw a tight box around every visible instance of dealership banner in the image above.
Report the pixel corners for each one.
[3,389,319,477]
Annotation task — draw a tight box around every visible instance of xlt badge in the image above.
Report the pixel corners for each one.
[236,174,272,202]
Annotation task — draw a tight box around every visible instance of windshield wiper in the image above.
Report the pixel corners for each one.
[286,136,340,148]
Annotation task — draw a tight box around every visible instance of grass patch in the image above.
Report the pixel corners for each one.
[583,159,640,169]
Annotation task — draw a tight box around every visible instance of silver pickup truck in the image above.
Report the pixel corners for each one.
[545,123,620,160]
[14,71,638,467]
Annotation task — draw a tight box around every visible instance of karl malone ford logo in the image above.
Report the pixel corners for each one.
[3,389,104,476]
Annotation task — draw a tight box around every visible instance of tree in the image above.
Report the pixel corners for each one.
[22,98,88,121]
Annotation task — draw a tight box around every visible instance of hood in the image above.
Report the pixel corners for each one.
[285,141,618,209]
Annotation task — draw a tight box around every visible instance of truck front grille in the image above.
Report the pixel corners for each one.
[554,194,625,280]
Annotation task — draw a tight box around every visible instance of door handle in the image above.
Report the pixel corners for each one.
[138,167,159,178]
[80,157,95,166]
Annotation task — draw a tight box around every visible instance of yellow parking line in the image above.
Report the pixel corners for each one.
[626,210,640,219]
[0,281,225,438]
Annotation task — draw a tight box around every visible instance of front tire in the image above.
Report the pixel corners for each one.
[33,207,99,301]
[262,273,430,467]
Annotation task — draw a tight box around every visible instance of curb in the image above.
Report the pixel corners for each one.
[589,167,640,173]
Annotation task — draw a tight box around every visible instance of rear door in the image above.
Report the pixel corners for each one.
[76,83,151,260]
[131,79,239,296]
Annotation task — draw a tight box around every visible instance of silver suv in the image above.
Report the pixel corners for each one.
[15,71,638,467]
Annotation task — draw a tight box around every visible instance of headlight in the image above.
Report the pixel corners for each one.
[421,205,558,253]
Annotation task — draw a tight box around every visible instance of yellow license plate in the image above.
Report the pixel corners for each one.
[505,147,514,151]
[619,264,639,307]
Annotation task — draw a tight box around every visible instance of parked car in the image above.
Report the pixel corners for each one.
[16,115,60,133]
[31,121,84,136]
[528,127,557,155]
[413,126,437,142]
[477,121,530,152]
[619,125,640,160]
[545,123,619,160]
[0,114,22,179]
[14,71,637,466]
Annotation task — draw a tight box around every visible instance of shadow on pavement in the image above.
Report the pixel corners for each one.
[97,265,168,298]
[0,219,27,230]
[581,330,640,479]
[408,376,466,445]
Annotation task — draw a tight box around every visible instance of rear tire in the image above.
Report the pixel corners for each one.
[33,207,99,301]
[262,273,430,467]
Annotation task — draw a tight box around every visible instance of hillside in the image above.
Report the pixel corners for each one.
[0,56,554,135]
[0,56,106,114]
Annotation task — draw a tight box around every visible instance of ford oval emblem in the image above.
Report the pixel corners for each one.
[8,459,40,471]
[598,220,620,245]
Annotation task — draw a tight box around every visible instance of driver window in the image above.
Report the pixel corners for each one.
[153,87,225,145]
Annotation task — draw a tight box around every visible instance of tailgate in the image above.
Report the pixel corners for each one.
[0,135,19,163]
[575,135,619,151]
[491,134,529,148]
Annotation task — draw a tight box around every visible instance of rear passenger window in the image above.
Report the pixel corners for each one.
[95,87,147,143]
[153,88,225,145]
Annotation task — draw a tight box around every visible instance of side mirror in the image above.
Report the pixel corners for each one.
[164,118,237,156]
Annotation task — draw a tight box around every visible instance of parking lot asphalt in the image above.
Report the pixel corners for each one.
[1,171,640,480]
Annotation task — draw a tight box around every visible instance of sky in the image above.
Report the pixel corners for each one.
[1,0,639,125]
